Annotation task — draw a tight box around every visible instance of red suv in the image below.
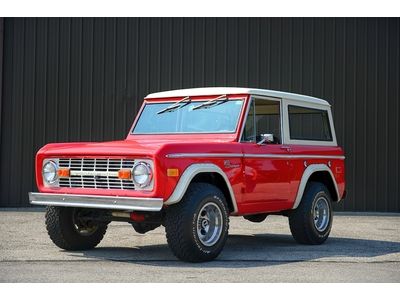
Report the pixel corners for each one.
[30,87,346,262]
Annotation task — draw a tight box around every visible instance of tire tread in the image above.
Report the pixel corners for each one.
[45,206,107,251]
[165,183,229,262]
[289,181,332,245]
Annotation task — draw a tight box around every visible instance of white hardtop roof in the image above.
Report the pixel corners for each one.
[146,87,330,106]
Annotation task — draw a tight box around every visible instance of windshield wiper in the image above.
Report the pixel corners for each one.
[192,94,228,110]
[157,96,191,114]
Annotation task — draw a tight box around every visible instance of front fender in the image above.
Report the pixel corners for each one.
[164,163,238,213]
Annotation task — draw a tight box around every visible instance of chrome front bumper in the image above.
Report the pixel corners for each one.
[29,192,164,211]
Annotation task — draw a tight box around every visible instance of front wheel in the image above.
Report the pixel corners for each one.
[45,206,108,250]
[289,182,333,245]
[164,183,229,262]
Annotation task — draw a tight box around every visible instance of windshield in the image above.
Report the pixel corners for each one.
[132,98,244,134]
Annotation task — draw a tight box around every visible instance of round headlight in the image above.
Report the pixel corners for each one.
[43,160,58,184]
[132,162,152,187]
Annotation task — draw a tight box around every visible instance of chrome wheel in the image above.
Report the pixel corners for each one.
[196,202,223,247]
[312,196,330,232]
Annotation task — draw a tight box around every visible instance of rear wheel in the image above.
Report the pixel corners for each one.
[164,183,229,262]
[45,206,108,250]
[289,182,333,245]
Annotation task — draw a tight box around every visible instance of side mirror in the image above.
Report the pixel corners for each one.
[257,133,274,145]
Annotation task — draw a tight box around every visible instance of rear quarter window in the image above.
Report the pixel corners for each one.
[288,105,332,141]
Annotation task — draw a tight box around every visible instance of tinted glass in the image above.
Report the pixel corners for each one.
[288,105,332,141]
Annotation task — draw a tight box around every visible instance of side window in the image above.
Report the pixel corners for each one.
[288,105,332,141]
[242,98,281,144]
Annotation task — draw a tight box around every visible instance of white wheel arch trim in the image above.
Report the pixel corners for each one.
[292,164,340,209]
[165,163,238,213]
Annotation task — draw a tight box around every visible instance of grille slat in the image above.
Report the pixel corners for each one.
[58,158,136,190]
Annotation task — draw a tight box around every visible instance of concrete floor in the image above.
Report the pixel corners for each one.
[0,209,399,282]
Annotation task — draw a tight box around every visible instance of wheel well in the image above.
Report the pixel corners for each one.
[191,172,234,212]
[308,171,339,202]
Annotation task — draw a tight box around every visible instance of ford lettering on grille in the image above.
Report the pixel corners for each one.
[58,158,136,190]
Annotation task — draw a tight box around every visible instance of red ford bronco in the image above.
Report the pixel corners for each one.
[30,87,346,262]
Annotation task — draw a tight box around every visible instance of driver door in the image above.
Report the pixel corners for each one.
[240,97,293,213]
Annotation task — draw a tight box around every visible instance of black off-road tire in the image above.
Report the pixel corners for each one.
[164,183,230,262]
[45,206,108,250]
[289,181,333,245]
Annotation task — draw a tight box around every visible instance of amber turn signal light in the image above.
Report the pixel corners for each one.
[57,168,70,178]
[167,168,179,177]
[118,169,132,180]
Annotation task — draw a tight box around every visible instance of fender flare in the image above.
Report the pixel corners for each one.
[292,164,340,209]
[164,163,238,213]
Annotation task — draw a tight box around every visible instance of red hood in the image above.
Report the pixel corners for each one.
[39,140,164,157]
[38,134,238,158]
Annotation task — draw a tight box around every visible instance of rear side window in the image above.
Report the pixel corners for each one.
[288,105,332,141]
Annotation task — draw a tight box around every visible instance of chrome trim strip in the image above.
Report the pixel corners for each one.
[165,163,238,214]
[292,164,340,209]
[244,154,345,160]
[29,192,163,211]
[166,153,345,160]
[166,153,243,158]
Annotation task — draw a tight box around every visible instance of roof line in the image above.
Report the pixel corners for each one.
[145,87,330,106]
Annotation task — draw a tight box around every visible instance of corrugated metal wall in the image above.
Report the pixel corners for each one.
[0,18,4,159]
[0,17,399,211]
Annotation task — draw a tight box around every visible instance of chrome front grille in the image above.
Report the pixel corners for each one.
[58,158,136,190]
